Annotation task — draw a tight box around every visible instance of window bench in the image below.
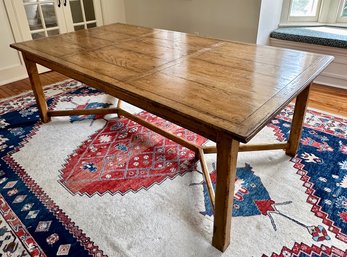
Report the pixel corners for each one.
[270,26,347,89]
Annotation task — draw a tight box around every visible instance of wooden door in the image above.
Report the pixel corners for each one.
[4,0,103,79]
[5,0,103,40]
[63,0,103,31]
[5,0,67,41]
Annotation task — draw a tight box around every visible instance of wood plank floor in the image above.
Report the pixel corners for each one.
[0,72,68,98]
[307,84,347,117]
[0,71,346,117]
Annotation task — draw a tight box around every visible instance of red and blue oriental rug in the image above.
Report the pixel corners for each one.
[0,80,346,256]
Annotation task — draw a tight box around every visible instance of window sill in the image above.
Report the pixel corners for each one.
[279,22,347,28]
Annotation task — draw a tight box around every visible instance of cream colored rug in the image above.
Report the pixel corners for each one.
[0,80,346,257]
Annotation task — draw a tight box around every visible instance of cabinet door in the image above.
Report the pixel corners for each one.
[5,0,103,41]
[6,0,67,41]
[3,0,106,83]
[63,0,103,31]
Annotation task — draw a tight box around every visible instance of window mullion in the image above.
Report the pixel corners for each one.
[326,0,341,23]
[280,0,292,24]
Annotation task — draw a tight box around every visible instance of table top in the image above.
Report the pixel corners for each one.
[11,23,334,143]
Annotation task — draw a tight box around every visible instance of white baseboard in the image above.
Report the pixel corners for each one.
[0,64,27,86]
[0,65,50,86]
[315,75,347,89]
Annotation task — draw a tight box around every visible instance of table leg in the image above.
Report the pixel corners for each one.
[286,84,311,157]
[212,135,239,252]
[23,54,51,123]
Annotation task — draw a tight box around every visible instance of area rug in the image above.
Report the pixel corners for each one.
[0,80,346,257]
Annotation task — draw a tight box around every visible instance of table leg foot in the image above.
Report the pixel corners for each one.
[116,99,123,118]
[212,135,239,252]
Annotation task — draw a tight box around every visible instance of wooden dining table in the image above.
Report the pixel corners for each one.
[11,23,334,252]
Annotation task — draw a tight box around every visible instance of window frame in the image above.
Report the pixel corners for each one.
[336,0,347,22]
[287,0,322,22]
[281,0,347,26]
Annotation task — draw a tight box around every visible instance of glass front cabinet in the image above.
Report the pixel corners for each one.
[5,0,103,42]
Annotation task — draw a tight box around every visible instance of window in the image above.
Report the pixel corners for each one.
[342,1,347,16]
[337,0,347,22]
[289,0,320,17]
[281,0,347,25]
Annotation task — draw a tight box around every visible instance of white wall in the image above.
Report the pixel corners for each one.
[257,0,283,45]
[124,0,192,32]
[101,0,126,25]
[124,0,262,43]
[0,0,17,70]
[0,0,27,86]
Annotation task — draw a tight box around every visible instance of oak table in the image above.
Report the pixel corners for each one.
[11,23,334,252]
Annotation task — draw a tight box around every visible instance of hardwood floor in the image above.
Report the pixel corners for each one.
[0,72,68,99]
[307,84,347,117]
[0,71,346,117]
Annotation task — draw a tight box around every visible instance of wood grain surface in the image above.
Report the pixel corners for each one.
[1,72,345,118]
[10,23,334,142]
